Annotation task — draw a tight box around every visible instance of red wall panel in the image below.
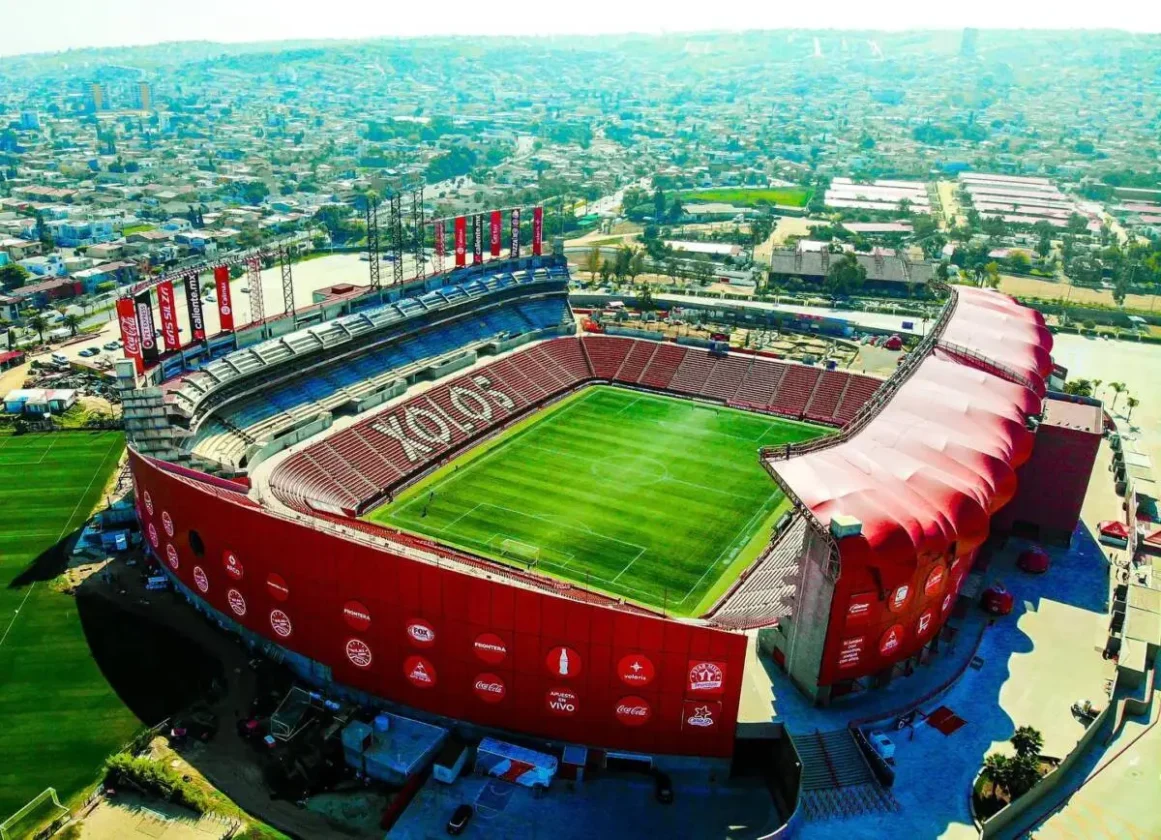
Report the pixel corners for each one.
[132,453,746,758]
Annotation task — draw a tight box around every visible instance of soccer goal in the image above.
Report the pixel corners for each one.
[499,538,541,568]
[1,788,68,840]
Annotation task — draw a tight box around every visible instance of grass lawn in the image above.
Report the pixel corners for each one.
[369,387,827,615]
[120,223,155,235]
[0,431,140,821]
[683,187,813,208]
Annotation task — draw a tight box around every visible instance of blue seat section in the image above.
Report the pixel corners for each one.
[227,294,569,423]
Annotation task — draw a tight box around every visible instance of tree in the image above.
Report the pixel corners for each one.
[984,261,1001,288]
[982,753,1012,798]
[628,250,646,282]
[824,252,867,299]
[1108,382,1126,410]
[0,263,29,289]
[580,246,602,282]
[1011,726,1044,760]
[1062,379,1093,397]
[691,254,714,285]
[27,314,47,343]
[613,246,633,281]
[1126,396,1140,420]
[1036,234,1052,259]
[1067,213,1089,234]
[62,313,82,336]
[636,283,655,311]
[598,259,614,285]
[665,257,680,283]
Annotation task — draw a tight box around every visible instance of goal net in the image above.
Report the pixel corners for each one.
[1,788,68,840]
[499,539,540,568]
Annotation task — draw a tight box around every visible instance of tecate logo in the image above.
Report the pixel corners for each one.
[193,566,209,593]
[227,589,247,616]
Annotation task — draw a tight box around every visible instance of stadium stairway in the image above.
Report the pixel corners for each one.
[792,729,898,820]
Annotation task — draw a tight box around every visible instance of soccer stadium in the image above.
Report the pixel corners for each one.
[118,204,1075,773]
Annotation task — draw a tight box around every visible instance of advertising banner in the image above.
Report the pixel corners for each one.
[214,265,234,332]
[434,219,445,258]
[156,280,181,352]
[845,591,877,628]
[510,208,521,258]
[184,273,206,341]
[472,214,483,265]
[838,636,865,670]
[134,289,159,365]
[454,216,467,267]
[116,297,143,374]
[490,210,502,257]
[532,205,543,256]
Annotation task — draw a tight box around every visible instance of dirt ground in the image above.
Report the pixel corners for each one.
[76,792,237,840]
[753,217,825,263]
[999,274,1161,311]
[0,361,31,395]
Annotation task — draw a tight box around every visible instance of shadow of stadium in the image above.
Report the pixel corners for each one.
[7,530,80,589]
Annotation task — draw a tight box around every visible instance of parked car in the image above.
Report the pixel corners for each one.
[446,804,473,835]
[78,347,100,357]
[103,340,122,351]
[653,770,673,804]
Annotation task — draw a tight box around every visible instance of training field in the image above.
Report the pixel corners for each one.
[682,187,813,208]
[0,431,139,820]
[371,387,827,615]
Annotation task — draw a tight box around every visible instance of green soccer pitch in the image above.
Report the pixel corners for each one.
[0,431,140,819]
[368,386,828,616]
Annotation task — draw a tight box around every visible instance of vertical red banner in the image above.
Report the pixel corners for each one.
[471,214,483,265]
[214,265,234,331]
[434,219,445,258]
[490,210,502,257]
[532,206,544,256]
[454,216,467,267]
[135,289,159,365]
[510,208,521,258]
[116,297,144,374]
[156,280,181,352]
[184,273,206,340]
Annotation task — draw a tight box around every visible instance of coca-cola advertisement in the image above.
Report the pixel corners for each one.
[545,645,581,679]
[510,208,521,258]
[156,280,181,352]
[184,273,206,340]
[532,205,543,256]
[472,673,506,703]
[471,214,483,265]
[116,296,143,374]
[134,289,159,364]
[214,265,234,331]
[489,210,502,256]
[454,216,467,267]
[614,696,652,727]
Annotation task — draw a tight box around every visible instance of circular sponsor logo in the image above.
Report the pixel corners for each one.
[879,623,905,656]
[227,588,247,617]
[343,600,372,632]
[406,618,436,648]
[614,696,653,727]
[266,573,290,602]
[221,303,231,315]
[143,490,153,515]
[688,661,725,693]
[546,687,579,717]
[888,584,912,613]
[473,673,507,703]
[924,565,947,597]
[165,543,179,570]
[617,653,655,687]
[269,609,293,638]
[403,655,437,688]
[473,633,508,665]
[545,646,582,679]
[192,566,209,594]
[345,638,373,669]
[161,511,174,538]
[147,522,159,549]
[917,607,937,638]
[222,551,244,581]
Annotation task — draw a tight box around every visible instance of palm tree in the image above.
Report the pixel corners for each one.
[63,313,82,336]
[1126,396,1140,420]
[1010,726,1044,760]
[1091,379,1102,398]
[1108,382,1126,410]
[27,314,47,344]
[982,753,1011,798]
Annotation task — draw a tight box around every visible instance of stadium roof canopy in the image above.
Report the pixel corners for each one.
[773,287,1052,567]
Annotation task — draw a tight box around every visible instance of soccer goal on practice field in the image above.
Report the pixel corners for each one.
[499,538,541,568]
[1,788,68,840]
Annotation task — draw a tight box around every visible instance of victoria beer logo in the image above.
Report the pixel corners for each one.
[227,588,247,617]
[269,609,293,638]
[192,566,209,594]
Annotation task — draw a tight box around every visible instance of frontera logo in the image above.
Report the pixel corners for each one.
[687,661,725,694]
[686,705,714,728]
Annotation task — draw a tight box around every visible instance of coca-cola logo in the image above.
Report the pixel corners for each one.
[545,646,582,679]
[473,633,507,665]
[343,600,372,632]
[165,543,179,570]
[617,653,655,687]
[879,623,905,656]
[269,609,293,638]
[406,619,436,648]
[223,551,243,581]
[193,566,209,594]
[143,491,153,515]
[473,673,506,703]
[889,584,911,613]
[546,687,578,716]
[687,660,725,694]
[161,511,174,537]
[615,696,652,727]
[403,655,437,688]
[147,522,159,548]
[345,638,373,669]
[266,573,289,602]
[227,588,247,617]
[925,565,947,597]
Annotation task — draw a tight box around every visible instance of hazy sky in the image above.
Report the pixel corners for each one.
[4,0,1160,57]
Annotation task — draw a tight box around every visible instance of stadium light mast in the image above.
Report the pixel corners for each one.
[279,245,296,326]
[410,179,425,279]
[364,195,382,291]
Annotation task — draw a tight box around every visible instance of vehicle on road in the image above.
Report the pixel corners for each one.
[78,347,100,357]
[103,340,122,350]
[446,804,473,835]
